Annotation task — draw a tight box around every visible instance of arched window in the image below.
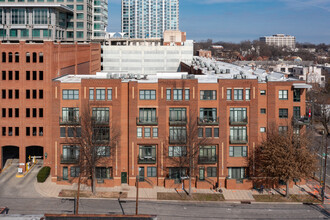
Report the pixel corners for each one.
[26,52,30,63]
[15,52,19,63]
[32,52,37,63]
[8,52,12,63]
[39,52,43,63]
[2,52,6,62]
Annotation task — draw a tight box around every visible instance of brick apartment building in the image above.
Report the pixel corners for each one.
[0,41,101,173]
[51,60,310,190]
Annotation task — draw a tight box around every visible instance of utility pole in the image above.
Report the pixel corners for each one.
[136,175,139,215]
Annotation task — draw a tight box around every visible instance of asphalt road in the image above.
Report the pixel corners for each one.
[0,197,329,219]
[314,134,330,188]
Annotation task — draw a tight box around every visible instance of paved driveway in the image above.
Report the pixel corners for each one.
[0,160,43,198]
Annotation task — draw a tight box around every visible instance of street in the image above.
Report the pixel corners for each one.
[0,197,330,219]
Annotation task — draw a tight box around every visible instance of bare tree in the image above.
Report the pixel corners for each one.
[252,126,317,197]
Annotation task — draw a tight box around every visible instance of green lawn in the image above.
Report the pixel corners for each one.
[253,194,320,203]
[59,190,127,198]
[157,192,224,201]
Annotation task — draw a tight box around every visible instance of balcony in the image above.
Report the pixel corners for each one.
[292,116,310,126]
[169,136,186,144]
[59,117,80,125]
[92,117,109,125]
[229,135,248,144]
[138,156,156,164]
[169,118,187,126]
[136,117,158,125]
[198,156,217,164]
[60,154,79,164]
[229,116,248,125]
[198,117,219,125]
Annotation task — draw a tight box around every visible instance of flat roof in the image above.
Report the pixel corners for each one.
[0,4,74,13]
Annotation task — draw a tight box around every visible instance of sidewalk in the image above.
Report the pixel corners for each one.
[34,176,329,203]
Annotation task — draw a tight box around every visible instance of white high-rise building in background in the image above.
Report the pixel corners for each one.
[260,34,296,48]
[122,0,179,39]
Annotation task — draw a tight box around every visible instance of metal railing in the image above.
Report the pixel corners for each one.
[292,116,310,126]
[138,156,156,164]
[59,117,80,125]
[60,154,79,164]
[197,117,219,125]
[229,135,248,144]
[198,156,217,164]
[229,116,248,125]
[169,136,187,144]
[169,118,187,125]
[136,117,158,125]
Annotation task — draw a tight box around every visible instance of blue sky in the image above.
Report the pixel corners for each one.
[108,0,330,44]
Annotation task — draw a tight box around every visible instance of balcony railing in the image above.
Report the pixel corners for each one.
[59,117,80,125]
[169,136,187,144]
[229,135,248,144]
[136,117,158,125]
[229,116,248,125]
[60,154,79,164]
[197,117,219,125]
[169,118,187,125]
[92,117,109,125]
[292,116,310,126]
[138,156,156,164]
[198,156,217,164]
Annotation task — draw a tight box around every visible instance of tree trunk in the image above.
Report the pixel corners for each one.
[286,180,290,198]
[76,173,81,215]
[92,167,96,194]
[189,156,192,196]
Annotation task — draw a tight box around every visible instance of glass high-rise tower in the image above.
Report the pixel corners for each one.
[122,0,179,39]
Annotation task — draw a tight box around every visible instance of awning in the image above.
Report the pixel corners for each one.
[293,83,312,89]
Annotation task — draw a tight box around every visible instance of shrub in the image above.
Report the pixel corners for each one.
[37,166,51,183]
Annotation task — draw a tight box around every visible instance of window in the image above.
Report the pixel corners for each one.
[32,71,37,80]
[230,108,247,123]
[214,128,219,137]
[8,90,12,99]
[2,108,5,117]
[228,167,245,179]
[32,90,37,99]
[96,167,112,180]
[2,127,5,136]
[139,90,156,100]
[39,90,43,99]
[152,127,158,137]
[169,127,186,143]
[32,30,40,38]
[173,89,183,100]
[26,127,30,136]
[147,167,157,177]
[169,108,186,122]
[230,127,247,142]
[229,146,247,157]
[199,108,217,123]
[199,167,205,180]
[107,89,112,100]
[293,89,300,102]
[76,22,84,29]
[279,109,288,118]
[70,167,80,177]
[2,90,5,99]
[39,53,43,63]
[8,127,12,136]
[234,89,243,100]
[26,71,30,80]
[138,108,156,123]
[62,108,79,123]
[60,127,66,137]
[260,108,266,114]
[8,71,12,80]
[169,146,187,157]
[2,71,5,80]
[76,31,84,38]
[26,52,30,63]
[137,127,142,137]
[245,89,250,100]
[260,90,266,95]
[227,89,232,100]
[15,108,19,117]
[200,90,216,100]
[185,89,190,100]
[139,145,156,162]
[15,71,19,80]
[93,127,109,142]
[8,108,12,117]
[205,128,212,137]
[76,5,84,10]
[39,127,43,136]
[279,126,288,133]
[207,167,217,177]
[92,107,109,123]
[199,146,216,163]
[279,90,288,100]
[96,89,105,100]
[2,52,6,63]
[62,90,79,100]
[293,107,301,119]
[168,168,187,179]
[77,13,84,19]
[11,8,26,24]
[15,53,19,63]
[97,146,110,157]
[15,127,19,136]
[39,71,43,80]
[21,29,29,37]
[260,127,266,133]
[144,127,151,137]
[89,89,94,100]
[63,167,68,180]
[62,145,79,161]
[198,128,203,137]
[166,89,171,100]
[32,127,37,136]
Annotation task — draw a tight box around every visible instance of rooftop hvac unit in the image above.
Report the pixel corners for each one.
[187,75,195,79]
[113,74,119,79]
[136,74,141,80]
[226,69,230,73]
[106,73,112,79]
[182,75,188,79]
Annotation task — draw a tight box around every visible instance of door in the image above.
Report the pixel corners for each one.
[121,172,127,184]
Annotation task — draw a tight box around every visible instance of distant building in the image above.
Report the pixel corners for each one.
[197,50,212,58]
[102,38,193,75]
[122,0,179,39]
[259,34,296,48]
